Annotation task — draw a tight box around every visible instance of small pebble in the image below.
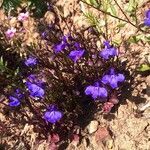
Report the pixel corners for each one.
[87,120,99,134]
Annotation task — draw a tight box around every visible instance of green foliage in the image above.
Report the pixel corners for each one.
[138,64,150,72]
[27,0,47,17]
[100,0,117,16]
[103,0,117,16]
[83,11,105,33]
[2,0,47,17]
[126,0,138,12]
[84,0,101,8]
[2,0,22,11]
[80,2,105,33]
[0,56,20,80]
[0,57,7,73]
[128,34,150,44]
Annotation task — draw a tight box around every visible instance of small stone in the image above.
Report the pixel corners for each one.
[87,120,99,134]
[95,127,109,143]
[106,139,113,149]
[146,76,150,86]
[96,41,101,48]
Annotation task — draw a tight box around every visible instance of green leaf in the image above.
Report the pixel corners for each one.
[0,57,7,72]
[128,34,145,43]
[83,11,104,33]
[84,11,99,26]
[125,0,137,13]
[128,36,138,43]
[14,67,19,76]
[112,39,122,46]
[138,64,150,72]
[85,0,100,8]
[107,3,117,16]
[28,0,47,17]
[117,23,126,28]
[2,0,22,11]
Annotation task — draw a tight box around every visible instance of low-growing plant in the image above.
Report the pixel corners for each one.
[0,0,150,148]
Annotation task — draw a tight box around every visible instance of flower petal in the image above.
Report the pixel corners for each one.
[44,110,62,123]
[9,96,20,107]
[117,74,125,82]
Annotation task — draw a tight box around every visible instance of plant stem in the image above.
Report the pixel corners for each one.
[81,0,128,22]
[113,0,138,30]
[80,0,147,33]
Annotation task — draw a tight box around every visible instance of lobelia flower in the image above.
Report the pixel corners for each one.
[101,68,125,89]
[5,27,16,38]
[27,74,46,88]
[18,12,29,21]
[44,105,63,123]
[69,49,85,63]
[9,96,20,107]
[8,89,23,107]
[85,85,108,100]
[144,9,150,26]
[25,56,37,67]
[26,82,45,99]
[15,89,24,99]
[99,41,117,60]
[53,36,68,53]
[68,42,85,62]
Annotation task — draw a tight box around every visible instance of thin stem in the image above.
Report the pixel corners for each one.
[81,0,147,33]
[113,0,137,29]
[81,0,128,23]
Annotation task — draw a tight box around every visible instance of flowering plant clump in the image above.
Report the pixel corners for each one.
[1,15,126,138]
[1,0,150,148]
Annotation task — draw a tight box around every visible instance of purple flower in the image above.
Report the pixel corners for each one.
[26,82,45,99]
[8,89,23,107]
[27,74,46,88]
[100,41,117,60]
[41,31,46,38]
[144,10,150,26]
[102,68,125,89]
[54,42,66,53]
[85,85,108,99]
[9,96,20,107]
[69,50,85,63]
[15,89,24,99]
[53,36,68,53]
[18,12,29,21]
[25,56,37,67]
[5,27,16,38]
[44,105,63,123]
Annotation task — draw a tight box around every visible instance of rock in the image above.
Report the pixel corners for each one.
[106,139,113,149]
[87,120,99,134]
[95,127,109,143]
[146,76,150,86]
